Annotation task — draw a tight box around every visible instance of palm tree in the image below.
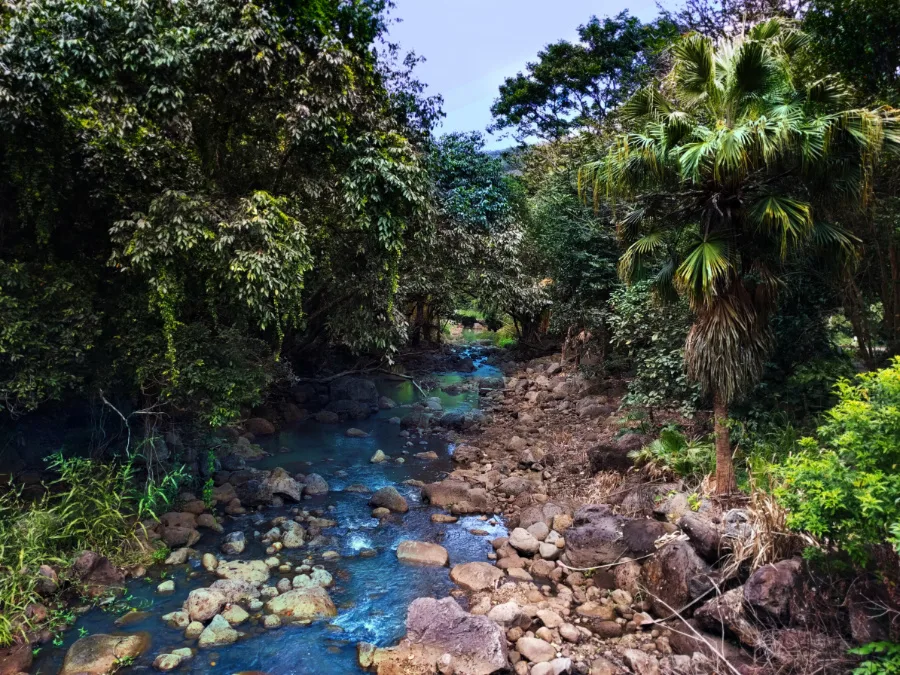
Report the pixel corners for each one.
[581,19,899,494]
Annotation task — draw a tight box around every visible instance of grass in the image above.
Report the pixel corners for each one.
[0,450,185,646]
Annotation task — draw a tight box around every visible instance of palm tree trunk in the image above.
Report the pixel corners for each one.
[713,390,736,495]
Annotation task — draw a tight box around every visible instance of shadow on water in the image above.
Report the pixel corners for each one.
[32,350,505,675]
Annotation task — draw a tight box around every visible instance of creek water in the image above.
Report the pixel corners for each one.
[32,352,506,675]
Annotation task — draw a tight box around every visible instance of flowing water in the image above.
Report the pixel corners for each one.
[32,351,505,675]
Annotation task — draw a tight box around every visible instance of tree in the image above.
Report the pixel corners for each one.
[489,12,679,142]
[804,0,900,104]
[399,132,547,344]
[581,20,898,493]
[0,0,435,424]
[661,0,809,39]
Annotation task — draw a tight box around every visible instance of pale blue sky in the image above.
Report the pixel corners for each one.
[388,0,662,149]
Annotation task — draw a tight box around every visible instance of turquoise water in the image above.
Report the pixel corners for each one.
[32,354,505,675]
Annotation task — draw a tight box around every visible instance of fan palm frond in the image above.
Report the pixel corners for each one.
[750,196,813,258]
[619,230,668,283]
[676,235,732,307]
[674,33,716,107]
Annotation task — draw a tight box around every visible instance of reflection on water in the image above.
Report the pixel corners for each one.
[33,351,505,675]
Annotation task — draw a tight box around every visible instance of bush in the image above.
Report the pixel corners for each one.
[629,427,714,485]
[608,282,700,415]
[778,358,900,564]
[0,452,184,645]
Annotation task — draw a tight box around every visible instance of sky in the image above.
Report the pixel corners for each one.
[387,0,661,149]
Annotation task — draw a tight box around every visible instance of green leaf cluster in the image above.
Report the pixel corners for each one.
[778,358,900,563]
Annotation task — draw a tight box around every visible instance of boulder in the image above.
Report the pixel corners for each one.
[641,540,710,617]
[564,507,628,568]
[695,587,761,648]
[677,513,723,562]
[397,541,449,566]
[234,478,273,505]
[404,597,508,675]
[60,634,149,675]
[70,551,125,596]
[266,467,304,501]
[329,376,378,406]
[450,562,504,592]
[496,476,533,497]
[0,644,32,675]
[401,411,431,429]
[209,578,261,604]
[422,480,491,513]
[303,473,330,496]
[160,525,201,549]
[221,531,246,555]
[621,519,675,555]
[369,486,409,513]
[508,528,540,554]
[215,560,270,586]
[244,417,276,436]
[264,587,337,620]
[198,614,238,648]
[315,410,340,424]
[743,558,802,624]
[184,588,226,622]
[516,636,555,663]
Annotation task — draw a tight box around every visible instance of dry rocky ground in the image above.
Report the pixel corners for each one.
[3,351,869,675]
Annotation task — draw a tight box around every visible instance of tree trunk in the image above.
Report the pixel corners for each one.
[713,391,736,495]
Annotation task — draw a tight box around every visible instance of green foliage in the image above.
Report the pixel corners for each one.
[0,0,436,421]
[0,452,181,645]
[401,132,548,344]
[850,641,900,674]
[0,262,101,417]
[805,0,900,102]
[490,12,679,141]
[608,281,700,413]
[778,358,900,563]
[629,427,715,484]
[582,20,898,408]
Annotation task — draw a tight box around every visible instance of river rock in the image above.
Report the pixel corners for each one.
[70,551,125,596]
[397,541,449,566]
[303,473,329,496]
[330,376,378,406]
[404,597,508,675]
[244,417,275,436]
[695,587,761,647]
[531,658,572,675]
[209,578,261,603]
[563,507,628,567]
[346,427,369,437]
[153,653,184,671]
[215,560,270,586]
[508,528,540,554]
[221,531,246,555]
[222,604,249,626]
[516,636,555,663]
[315,410,340,424]
[423,480,491,513]
[264,587,337,620]
[641,540,710,617]
[198,614,238,648]
[184,588,226,622]
[487,602,528,628]
[60,634,149,675]
[516,502,568,531]
[623,649,659,675]
[266,467,304,501]
[450,562,504,592]
[371,449,387,463]
[743,558,802,624]
[369,486,409,513]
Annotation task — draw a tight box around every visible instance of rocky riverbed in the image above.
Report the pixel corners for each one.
[22,348,852,675]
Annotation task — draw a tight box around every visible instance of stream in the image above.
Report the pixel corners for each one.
[32,351,506,675]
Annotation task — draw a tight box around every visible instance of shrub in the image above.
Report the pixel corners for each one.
[629,427,714,485]
[0,452,184,645]
[778,358,900,563]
